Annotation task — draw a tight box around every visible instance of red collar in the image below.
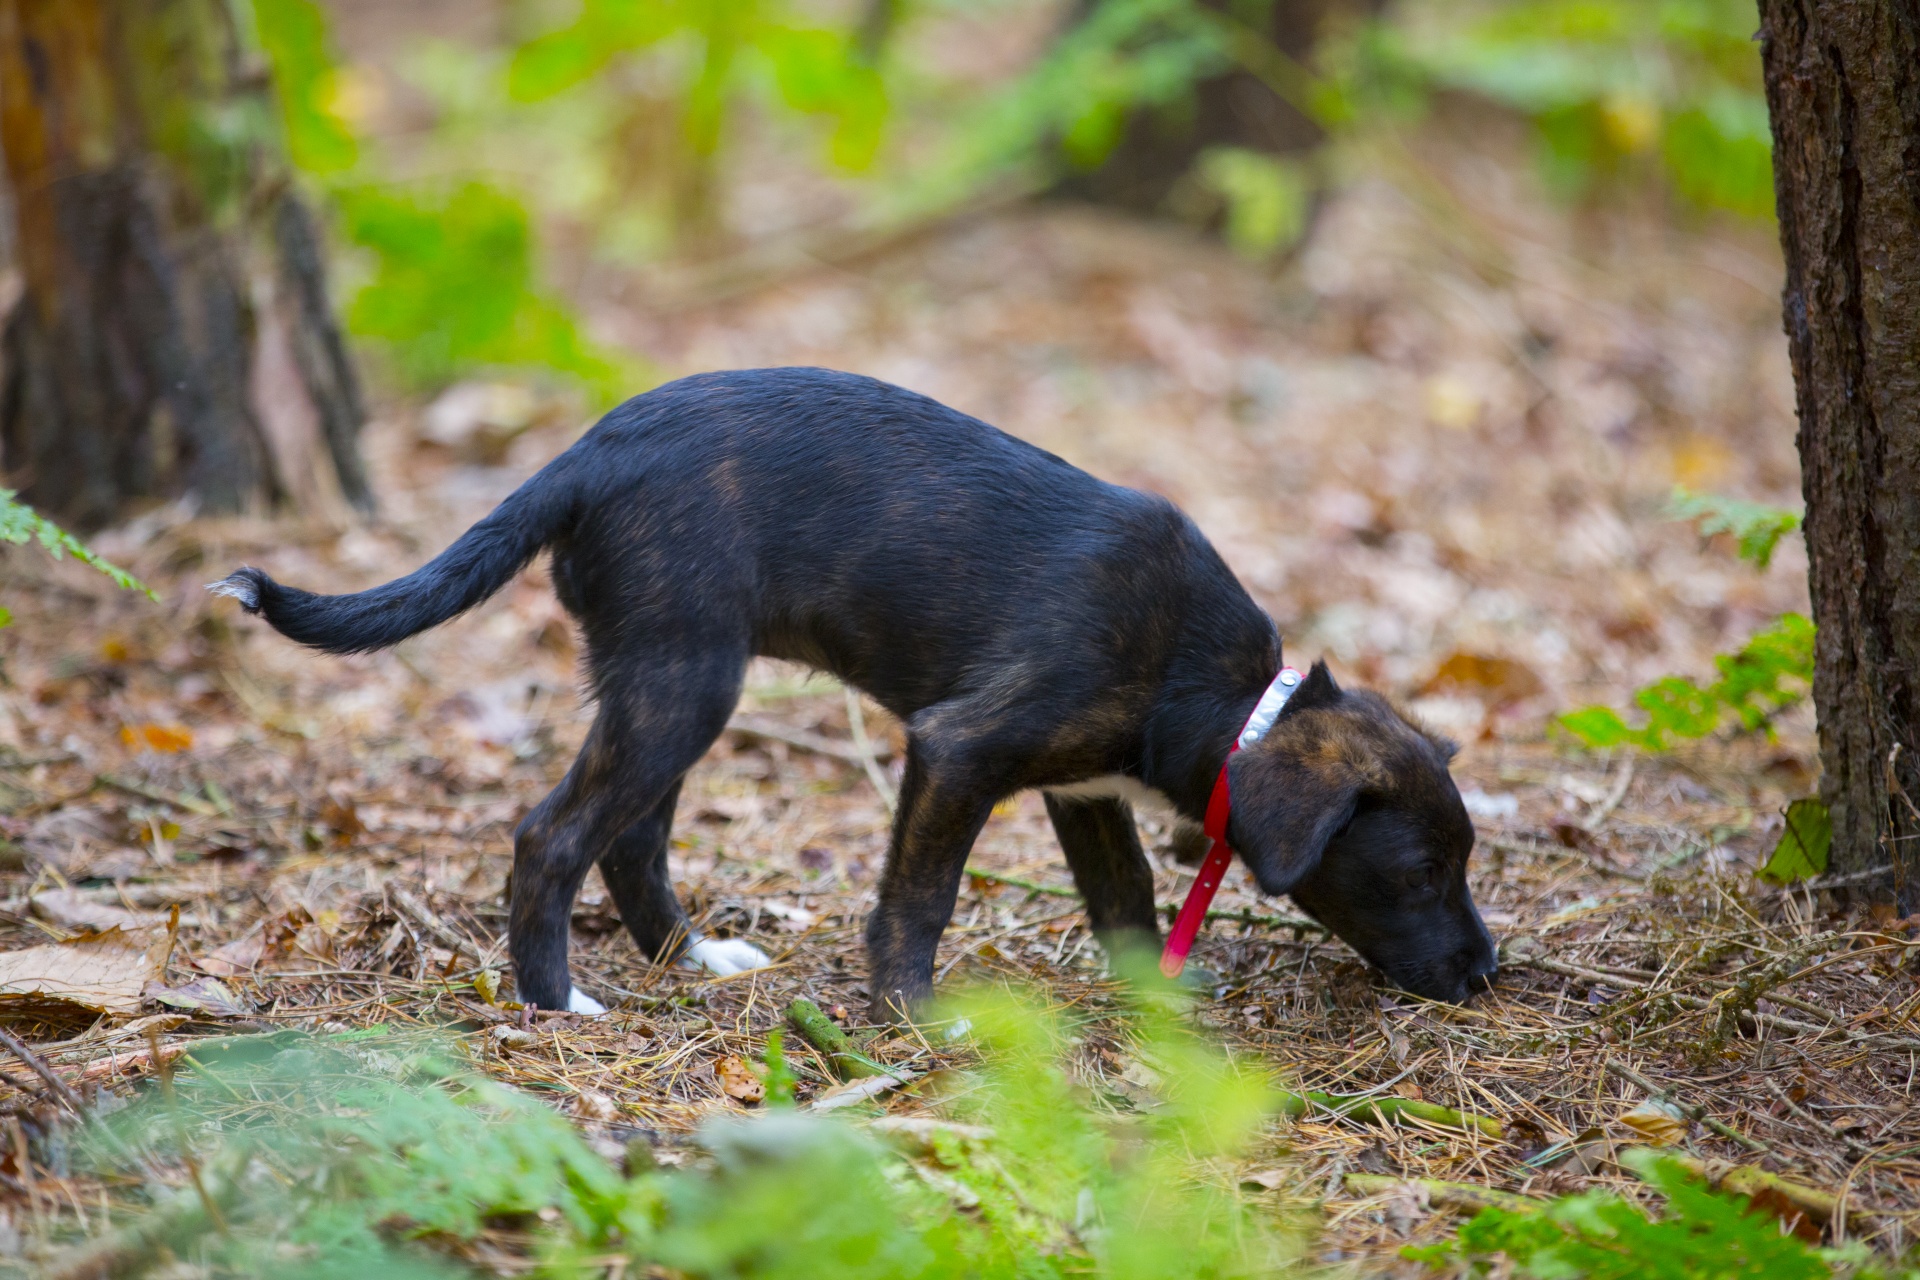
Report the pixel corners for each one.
[1159,667,1303,978]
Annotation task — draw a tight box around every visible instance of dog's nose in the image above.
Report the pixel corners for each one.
[1466,948,1498,995]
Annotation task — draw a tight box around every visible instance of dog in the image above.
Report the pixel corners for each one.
[212,367,1497,1020]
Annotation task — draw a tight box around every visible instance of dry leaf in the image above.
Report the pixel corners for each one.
[1418,652,1544,707]
[1240,1168,1290,1191]
[120,723,193,753]
[31,888,161,932]
[0,925,173,1018]
[473,970,502,1004]
[574,1089,622,1121]
[716,1054,765,1103]
[146,976,251,1018]
[1620,1099,1689,1146]
[196,934,264,977]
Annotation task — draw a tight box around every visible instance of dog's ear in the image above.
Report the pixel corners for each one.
[1283,659,1342,715]
[1229,737,1364,897]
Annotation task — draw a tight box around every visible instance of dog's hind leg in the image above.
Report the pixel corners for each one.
[509,651,744,1013]
[1043,794,1160,963]
[598,780,769,977]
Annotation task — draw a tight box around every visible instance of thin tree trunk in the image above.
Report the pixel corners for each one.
[1758,0,1920,904]
[0,0,369,530]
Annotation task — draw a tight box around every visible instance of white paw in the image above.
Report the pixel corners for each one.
[683,937,771,977]
[567,987,609,1016]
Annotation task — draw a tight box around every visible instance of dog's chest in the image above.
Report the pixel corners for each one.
[1042,774,1175,812]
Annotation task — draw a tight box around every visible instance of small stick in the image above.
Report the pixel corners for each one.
[785,998,891,1081]
[1763,1077,1871,1161]
[1627,1147,1853,1225]
[389,887,482,962]
[1344,1173,1540,1216]
[843,689,897,814]
[1605,1058,1770,1154]
[0,1026,84,1113]
[94,773,219,817]
[725,715,892,766]
[965,869,1326,933]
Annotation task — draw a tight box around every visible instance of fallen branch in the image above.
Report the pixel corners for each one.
[1623,1147,1854,1225]
[95,773,218,817]
[964,869,1326,934]
[0,1026,85,1112]
[1344,1172,1541,1216]
[1603,1059,1770,1154]
[1277,1086,1503,1138]
[785,998,891,1081]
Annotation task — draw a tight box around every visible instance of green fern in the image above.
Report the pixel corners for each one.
[0,490,154,631]
[1670,487,1803,571]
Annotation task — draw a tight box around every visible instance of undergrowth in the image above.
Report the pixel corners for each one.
[46,976,1903,1279]
[65,980,1297,1278]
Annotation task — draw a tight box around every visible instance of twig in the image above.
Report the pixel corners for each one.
[725,715,893,766]
[1764,1077,1872,1161]
[0,1026,84,1112]
[965,869,1326,934]
[389,887,483,963]
[1344,1173,1541,1216]
[95,773,219,817]
[1604,1058,1770,1153]
[843,688,897,814]
[785,998,890,1081]
[1581,755,1636,832]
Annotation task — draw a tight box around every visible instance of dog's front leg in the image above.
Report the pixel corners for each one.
[1043,794,1160,961]
[864,739,998,1023]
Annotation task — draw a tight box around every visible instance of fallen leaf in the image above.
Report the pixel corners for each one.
[0,926,174,1018]
[1240,1168,1290,1191]
[1761,798,1830,886]
[1620,1099,1689,1146]
[574,1089,622,1122]
[492,1026,538,1049]
[1746,1186,1821,1242]
[473,970,502,1004]
[145,977,251,1018]
[195,934,264,977]
[1418,652,1544,707]
[716,1054,765,1103]
[31,888,161,932]
[120,723,193,753]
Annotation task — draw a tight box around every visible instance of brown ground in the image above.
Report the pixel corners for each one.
[3,108,1918,1271]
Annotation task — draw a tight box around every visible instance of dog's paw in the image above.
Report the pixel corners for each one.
[567,987,609,1017]
[683,937,771,977]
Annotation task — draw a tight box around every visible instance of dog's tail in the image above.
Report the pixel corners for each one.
[208,461,577,655]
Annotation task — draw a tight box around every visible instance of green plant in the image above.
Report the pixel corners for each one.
[333,181,636,402]
[1670,488,1803,571]
[0,490,154,631]
[1406,1148,1894,1279]
[1559,612,1814,751]
[1380,0,1774,219]
[68,975,1296,1278]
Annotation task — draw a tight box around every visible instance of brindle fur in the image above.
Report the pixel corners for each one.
[213,368,1496,1018]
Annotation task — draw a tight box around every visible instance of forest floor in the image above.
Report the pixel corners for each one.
[3,115,1919,1272]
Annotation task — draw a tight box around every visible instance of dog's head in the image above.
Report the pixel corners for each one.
[1226,661,1496,1003]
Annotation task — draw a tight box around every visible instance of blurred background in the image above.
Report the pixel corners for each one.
[0,0,1806,744]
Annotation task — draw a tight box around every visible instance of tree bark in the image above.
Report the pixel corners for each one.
[0,0,370,530]
[1758,0,1920,904]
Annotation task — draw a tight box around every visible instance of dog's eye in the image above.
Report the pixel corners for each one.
[1404,864,1436,891]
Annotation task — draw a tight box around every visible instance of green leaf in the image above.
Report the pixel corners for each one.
[0,489,155,600]
[1760,798,1831,886]
[1669,486,1803,570]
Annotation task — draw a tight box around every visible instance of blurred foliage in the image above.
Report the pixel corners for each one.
[73,977,1296,1278]
[1670,486,1803,571]
[1406,1147,1898,1279]
[1760,796,1830,886]
[1378,0,1774,218]
[244,0,1776,394]
[334,182,631,399]
[0,491,153,633]
[1560,491,1808,751]
[1559,612,1813,751]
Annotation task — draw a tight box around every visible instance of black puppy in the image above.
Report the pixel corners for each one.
[213,367,1497,1019]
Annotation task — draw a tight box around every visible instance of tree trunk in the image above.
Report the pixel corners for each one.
[1758,0,1920,905]
[1056,0,1348,214]
[0,0,370,530]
